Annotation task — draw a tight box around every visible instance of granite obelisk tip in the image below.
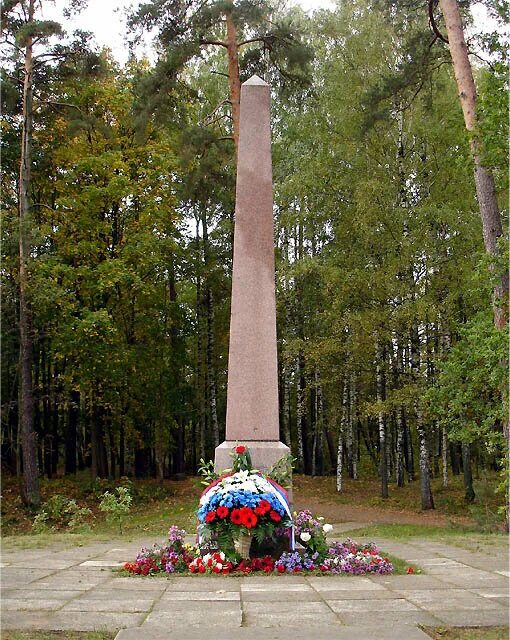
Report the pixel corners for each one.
[243,74,269,86]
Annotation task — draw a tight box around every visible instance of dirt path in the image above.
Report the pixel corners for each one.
[293,495,466,527]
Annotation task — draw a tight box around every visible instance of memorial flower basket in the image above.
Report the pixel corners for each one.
[197,447,293,559]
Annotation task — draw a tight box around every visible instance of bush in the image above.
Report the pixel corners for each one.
[99,486,132,534]
[32,494,92,532]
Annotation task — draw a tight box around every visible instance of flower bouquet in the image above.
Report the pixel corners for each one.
[197,446,293,558]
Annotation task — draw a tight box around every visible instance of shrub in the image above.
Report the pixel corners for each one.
[99,486,132,534]
[32,494,92,532]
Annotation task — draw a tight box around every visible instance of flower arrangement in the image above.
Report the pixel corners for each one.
[189,551,234,574]
[123,526,393,576]
[317,540,393,575]
[123,525,194,575]
[122,447,393,578]
[197,444,293,558]
[294,509,332,557]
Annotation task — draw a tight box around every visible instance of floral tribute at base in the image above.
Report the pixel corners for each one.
[122,445,393,577]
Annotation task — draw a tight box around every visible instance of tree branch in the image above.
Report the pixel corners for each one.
[210,69,229,79]
[35,100,86,116]
[200,99,231,127]
[199,39,228,48]
[237,36,267,48]
[428,0,449,44]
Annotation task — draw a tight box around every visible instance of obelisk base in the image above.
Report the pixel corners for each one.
[214,440,290,475]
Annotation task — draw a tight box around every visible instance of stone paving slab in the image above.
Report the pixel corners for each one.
[1,534,508,638]
[430,608,510,627]
[1,588,84,599]
[142,608,242,628]
[61,598,155,612]
[307,577,386,591]
[1,598,67,611]
[368,574,449,589]
[340,611,443,626]
[158,590,240,601]
[327,598,419,612]
[116,625,432,640]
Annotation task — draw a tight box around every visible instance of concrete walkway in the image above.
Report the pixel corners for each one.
[1,535,508,640]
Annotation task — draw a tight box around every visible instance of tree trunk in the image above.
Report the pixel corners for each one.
[377,343,389,499]
[65,389,79,474]
[18,0,40,507]
[281,361,292,447]
[439,0,508,328]
[396,406,405,487]
[346,374,355,479]
[225,11,241,153]
[411,328,434,510]
[336,377,348,492]
[462,442,476,502]
[119,422,125,477]
[195,218,206,460]
[90,393,108,479]
[442,425,449,488]
[295,354,304,471]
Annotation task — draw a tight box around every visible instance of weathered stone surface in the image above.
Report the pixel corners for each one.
[61,598,153,612]
[156,590,240,602]
[1,598,65,611]
[116,625,433,640]
[214,75,289,472]
[307,577,386,591]
[224,75,279,443]
[432,608,510,627]
[327,598,419,613]
[1,535,508,637]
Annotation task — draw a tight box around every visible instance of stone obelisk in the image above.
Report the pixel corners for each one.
[214,75,289,473]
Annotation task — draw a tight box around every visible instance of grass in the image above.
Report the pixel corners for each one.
[1,471,199,548]
[340,523,508,555]
[2,633,114,640]
[422,628,509,640]
[1,469,505,552]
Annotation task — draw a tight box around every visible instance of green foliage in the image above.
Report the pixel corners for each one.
[266,454,295,489]
[427,310,506,450]
[197,459,219,486]
[98,487,132,534]
[230,446,253,473]
[32,495,92,533]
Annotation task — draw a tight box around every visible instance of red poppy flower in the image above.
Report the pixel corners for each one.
[205,510,216,523]
[269,510,281,522]
[230,509,243,525]
[277,564,285,573]
[406,567,415,574]
[217,506,229,519]
[235,445,246,454]
[240,507,258,529]
[198,565,206,573]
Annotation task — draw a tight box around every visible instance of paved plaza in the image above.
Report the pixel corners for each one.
[1,534,508,640]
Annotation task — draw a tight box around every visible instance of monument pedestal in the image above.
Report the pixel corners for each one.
[214,441,290,475]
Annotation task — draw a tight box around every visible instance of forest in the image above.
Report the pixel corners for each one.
[1,0,508,515]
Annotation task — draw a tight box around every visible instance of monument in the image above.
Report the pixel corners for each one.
[214,75,290,473]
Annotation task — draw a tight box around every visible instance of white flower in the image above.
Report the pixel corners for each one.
[322,524,333,533]
[219,551,225,561]
[216,563,223,570]
[300,532,311,542]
